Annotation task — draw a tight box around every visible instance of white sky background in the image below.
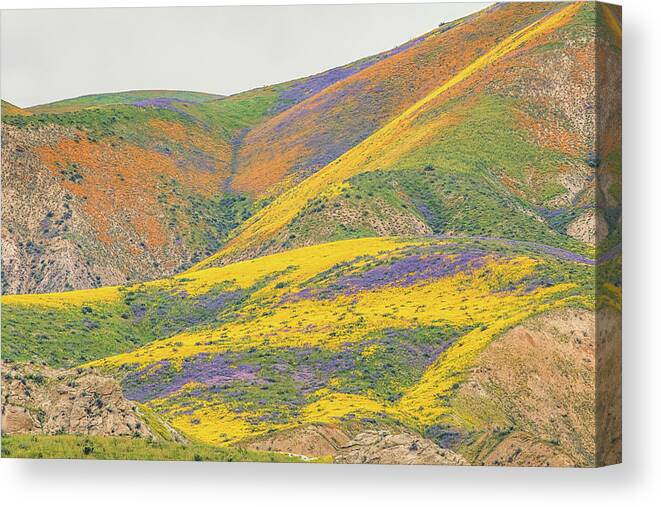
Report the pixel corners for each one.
[1,2,488,108]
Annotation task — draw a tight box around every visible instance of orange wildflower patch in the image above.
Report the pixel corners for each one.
[146,119,233,195]
[515,108,583,158]
[37,136,184,249]
[148,119,190,142]
[231,130,308,195]
[231,2,562,198]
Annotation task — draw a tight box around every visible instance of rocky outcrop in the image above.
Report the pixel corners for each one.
[334,431,468,466]
[1,362,152,438]
[246,424,350,458]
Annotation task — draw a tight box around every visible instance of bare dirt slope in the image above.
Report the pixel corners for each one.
[451,308,597,466]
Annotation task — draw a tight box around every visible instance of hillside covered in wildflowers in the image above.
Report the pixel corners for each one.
[1,2,621,466]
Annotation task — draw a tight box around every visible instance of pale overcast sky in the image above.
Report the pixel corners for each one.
[1,3,488,108]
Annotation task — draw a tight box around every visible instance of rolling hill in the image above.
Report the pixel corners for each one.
[1,100,33,116]
[26,90,224,114]
[3,2,621,294]
[2,11,490,295]
[0,52,412,294]
[192,1,621,271]
[2,235,601,464]
[228,2,562,198]
[1,1,621,466]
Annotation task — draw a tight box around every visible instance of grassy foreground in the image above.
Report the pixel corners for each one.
[1,434,304,463]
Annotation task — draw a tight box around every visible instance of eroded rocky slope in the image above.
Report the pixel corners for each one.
[2,362,152,438]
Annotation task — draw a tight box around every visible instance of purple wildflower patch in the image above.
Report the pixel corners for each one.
[272,34,427,115]
[291,250,487,300]
[463,235,594,265]
[132,97,196,112]
[122,354,260,403]
[132,97,200,123]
